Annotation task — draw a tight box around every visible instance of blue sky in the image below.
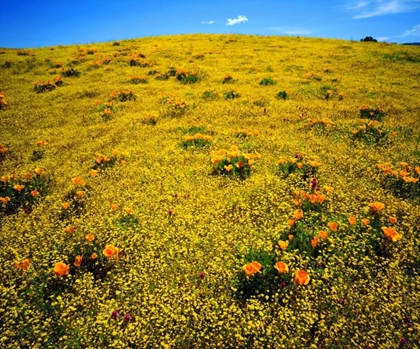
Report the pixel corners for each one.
[1,0,420,48]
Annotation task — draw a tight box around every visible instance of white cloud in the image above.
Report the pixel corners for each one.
[202,20,215,24]
[378,23,420,41]
[344,0,420,19]
[226,15,248,26]
[267,27,312,35]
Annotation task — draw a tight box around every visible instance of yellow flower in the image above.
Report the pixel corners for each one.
[278,240,289,251]
[242,261,262,277]
[294,270,310,285]
[89,169,99,177]
[54,262,70,276]
[274,261,289,274]
[224,165,233,172]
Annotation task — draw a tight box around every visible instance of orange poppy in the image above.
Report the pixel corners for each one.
[89,169,99,177]
[76,191,85,198]
[0,196,10,204]
[389,216,397,224]
[348,216,356,225]
[369,202,384,213]
[319,231,328,239]
[54,262,70,276]
[274,261,289,274]
[111,204,119,211]
[73,255,83,267]
[13,184,25,192]
[288,234,294,241]
[62,202,70,210]
[31,190,39,197]
[103,245,119,258]
[309,194,317,204]
[311,236,318,248]
[124,208,133,215]
[288,219,295,226]
[328,222,338,231]
[382,227,402,242]
[297,163,303,169]
[72,176,84,185]
[362,218,370,226]
[65,226,75,234]
[293,199,301,206]
[294,210,303,220]
[34,167,44,175]
[86,233,95,242]
[15,258,31,270]
[23,173,32,180]
[317,194,326,204]
[91,253,98,260]
[294,270,310,285]
[278,240,289,251]
[242,261,262,277]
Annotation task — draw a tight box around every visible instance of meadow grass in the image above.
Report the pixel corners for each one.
[0,34,419,348]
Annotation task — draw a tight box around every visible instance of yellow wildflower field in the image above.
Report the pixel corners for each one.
[0,34,419,348]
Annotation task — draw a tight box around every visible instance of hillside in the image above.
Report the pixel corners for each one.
[0,34,420,348]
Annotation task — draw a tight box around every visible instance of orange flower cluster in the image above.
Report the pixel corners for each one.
[293,190,326,206]
[382,227,402,242]
[376,162,419,183]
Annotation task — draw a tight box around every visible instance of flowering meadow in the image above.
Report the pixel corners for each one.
[0,34,419,348]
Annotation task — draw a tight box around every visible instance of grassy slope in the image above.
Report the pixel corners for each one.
[0,34,420,348]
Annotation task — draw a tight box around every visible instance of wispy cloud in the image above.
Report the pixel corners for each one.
[344,0,420,19]
[267,27,312,35]
[377,23,420,40]
[226,15,248,26]
[202,20,215,24]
